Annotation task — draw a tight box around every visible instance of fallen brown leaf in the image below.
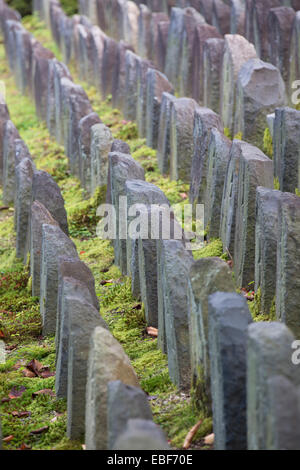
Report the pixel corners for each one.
[183,420,203,450]
[204,433,214,446]
[3,435,14,443]
[8,386,26,399]
[18,443,31,450]
[1,397,10,403]
[11,411,31,418]
[22,368,36,378]
[30,426,49,435]
[32,389,55,398]
[0,330,5,338]
[146,327,158,337]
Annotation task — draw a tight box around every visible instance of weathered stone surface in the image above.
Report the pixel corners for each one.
[205,129,232,238]
[111,139,131,155]
[156,92,177,175]
[136,57,153,139]
[40,224,78,335]
[78,112,102,192]
[124,50,140,121]
[14,27,33,95]
[90,25,106,92]
[56,256,100,352]
[125,182,170,322]
[67,299,106,440]
[155,20,170,71]
[276,193,300,337]
[267,6,295,83]
[113,419,170,450]
[212,0,231,35]
[15,158,35,263]
[189,107,223,206]
[107,380,153,449]
[208,292,252,450]
[90,123,113,194]
[112,40,133,110]
[266,375,300,450]
[267,112,275,138]
[101,36,119,98]
[53,61,72,145]
[138,4,152,59]
[170,98,199,182]
[32,170,68,235]
[220,34,257,135]
[108,152,144,274]
[273,107,300,193]
[77,24,93,82]
[230,0,245,35]
[188,257,235,411]
[61,78,92,176]
[255,188,285,315]
[160,239,193,389]
[32,42,54,121]
[85,326,139,450]
[2,120,20,205]
[247,322,299,450]
[56,273,102,400]
[234,59,286,148]
[234,144,273,288]
[191,25,222,104]
[189,0,214,24]
[122,1,139,51]
[0,96,10,184]
[179,10,209,98]
[288,11,300,103]
[30,201,59,297]
[251,0,280,60]
[165,7,205,90]
[146,68,174,149]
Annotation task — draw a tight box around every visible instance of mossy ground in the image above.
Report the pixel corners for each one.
[0,16,216,450]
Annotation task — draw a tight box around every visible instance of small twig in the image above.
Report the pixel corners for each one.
[0,206,9,211]
[183,420,203,449]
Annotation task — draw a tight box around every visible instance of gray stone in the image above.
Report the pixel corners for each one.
[0,97,10,184]
[266,376,300,450]
[160,239,194,389]
[234,144,274,288]
[234,59,286,148]
[208,292,252,450]
[108,152,144,274]
[111,139,131,155]
[56,256,99,352]
[122,1,139,51]
[90,123,113,194]
[53,61,72,145]
[188,257,235,411]
[288,11,300,104]
[2,120,20,205]
[220,34,257,136]
[15,157,35,263]
[137,4,152,59]
[78,112,102,192]
[146,69,174,150]
[254,188,284,315]
[179,11,208,98]
[136,57,153,139]
[56,274,102,399]
[14,28,33,95]
[32,170,69,235]
[77,24,93,83]
[191,24,222,104]
[32,42,54,121]
[212,0,231,35]
[267,6,295,83]
[61,78,92,176]
[85,326,140,450]
[189,107,223,206]
[220,140,243,255]
[251,0,281,61]
[155,20,170,71]
[156,92,177,175]
[273,107,300,193]
[101,36,119,99]
[230,0,245,35]
[247,322,299,450]
[107,380,153,449]
[90,25,106,92]
[170,98,199,182]
[112,40,134,111]
[205,129,232,238]
[30,201,59,297]
[276,193,300,337]
[40,224,78,335]
[67,299,107,440]
[113,419,170,450]
[203,37,225,114]
[267,113,275,138]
